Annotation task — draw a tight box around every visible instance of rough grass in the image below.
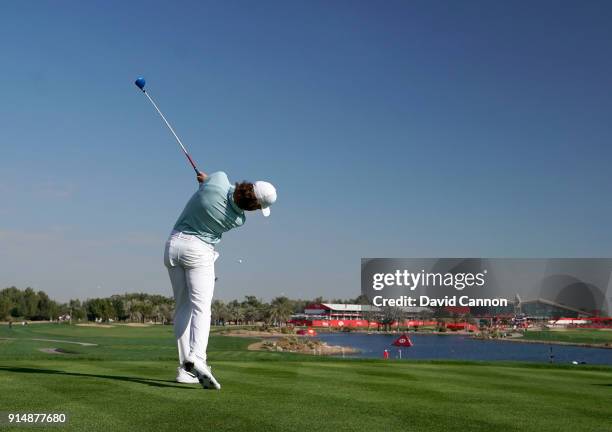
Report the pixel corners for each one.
[0,324,610,432]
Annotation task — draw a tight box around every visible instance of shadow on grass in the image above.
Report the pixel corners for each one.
[0,366,198,390]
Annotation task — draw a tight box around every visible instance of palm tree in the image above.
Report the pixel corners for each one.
[241,306,253,324]
[211,300,228,325]
[127,300,143,323]
[227,300,244,325]
[158,303,173,324]
[141,301,154,323]
[268,297,293,327]
[152,304,161,323]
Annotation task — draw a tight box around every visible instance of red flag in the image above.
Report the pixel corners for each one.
[392,334,413,347]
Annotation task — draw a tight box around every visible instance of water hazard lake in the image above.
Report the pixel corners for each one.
[316,332,612,365]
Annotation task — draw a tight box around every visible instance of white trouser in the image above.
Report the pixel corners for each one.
[164,230,219,365]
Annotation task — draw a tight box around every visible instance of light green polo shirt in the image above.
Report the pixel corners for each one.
[173,171,246,245]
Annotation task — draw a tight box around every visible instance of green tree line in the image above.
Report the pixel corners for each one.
[0,287,369,325]
[0,287,176,323]
[0,287,58,321]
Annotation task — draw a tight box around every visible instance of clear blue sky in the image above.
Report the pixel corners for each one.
[1,0,612,302]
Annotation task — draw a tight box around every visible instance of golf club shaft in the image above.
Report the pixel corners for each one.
[142,91,200,175]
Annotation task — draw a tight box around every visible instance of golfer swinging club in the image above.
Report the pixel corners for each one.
[164,170,277,389]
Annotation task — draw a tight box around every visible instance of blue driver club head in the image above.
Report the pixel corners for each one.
[134,77,146,90]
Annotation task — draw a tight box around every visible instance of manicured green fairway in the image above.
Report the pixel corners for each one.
[522,329,612,345]
[0,324,610,432]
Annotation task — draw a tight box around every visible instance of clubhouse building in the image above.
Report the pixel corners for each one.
[289,303,434,328]
[289,299,611,329]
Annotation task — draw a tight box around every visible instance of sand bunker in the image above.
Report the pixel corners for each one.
[38,348,72,355]
[76,323,114,328]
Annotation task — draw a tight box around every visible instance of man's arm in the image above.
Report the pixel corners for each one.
[197,171,229,188]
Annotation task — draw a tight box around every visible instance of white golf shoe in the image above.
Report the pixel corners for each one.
[176,366,199,384]
[183,357,221,390]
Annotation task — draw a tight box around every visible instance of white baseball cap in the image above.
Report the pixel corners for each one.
[253,181,277,217]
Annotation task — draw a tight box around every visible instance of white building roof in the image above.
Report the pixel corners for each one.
[305,303,430,314]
